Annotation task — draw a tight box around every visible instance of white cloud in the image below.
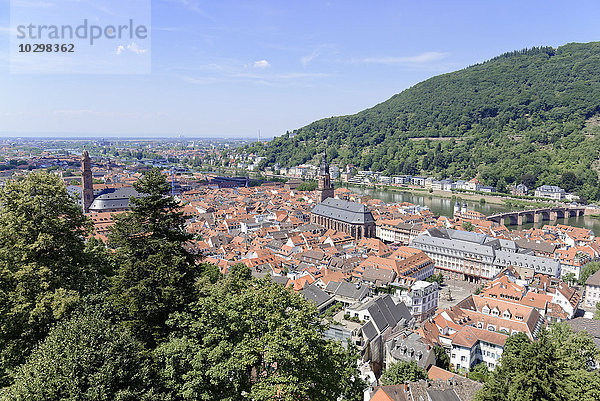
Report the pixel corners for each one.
[301,50,319,67]
[116,42,148,55]
[127,42,148,54]
[253,59,271,69]
[359,51,448,65]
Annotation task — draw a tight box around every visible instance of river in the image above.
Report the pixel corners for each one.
[347,186,600,235]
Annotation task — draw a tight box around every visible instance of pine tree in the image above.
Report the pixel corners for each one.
[109,168,200,346]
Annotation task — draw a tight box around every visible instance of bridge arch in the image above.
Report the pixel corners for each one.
[521,212,535,224]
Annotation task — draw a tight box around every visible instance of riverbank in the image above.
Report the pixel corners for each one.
[341,183,555,210]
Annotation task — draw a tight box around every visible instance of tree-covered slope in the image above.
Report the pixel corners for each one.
[255,42,600,201]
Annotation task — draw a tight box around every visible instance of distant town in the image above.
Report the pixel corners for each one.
[1,137,599,399]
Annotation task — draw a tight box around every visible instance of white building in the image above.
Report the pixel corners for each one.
[411,228,561,282]
[345,294,412,326]
[450,326,506,372]
[398,280,438,322]
[585,268,600,308]
[535,185,566,200]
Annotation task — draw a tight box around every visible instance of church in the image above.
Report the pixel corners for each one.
[310,162,375,240]
[80,151,142,213]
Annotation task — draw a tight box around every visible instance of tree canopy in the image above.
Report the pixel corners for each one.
[108,168,200,346]
[0,172,110,384]
[380,361,427,385]
[154,264,365,401]
[2,307,156,401]
[579,262,600,285]
[474,324,600,401]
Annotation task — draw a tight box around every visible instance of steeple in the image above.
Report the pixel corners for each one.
[317,160,334,203]
[81,151,94,213]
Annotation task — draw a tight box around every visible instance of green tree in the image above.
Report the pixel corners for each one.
[579,262,600,285]
[475,324,600,401]
[2,308,156,401]
[0,172,110,384]
[462,221,475,231]
[426,273,444,285]
[520,173,537,189]
[296,181,318,191]
[562,272,577,286]
[433,345,450,371]
[561,171,581,192]
[109,168,200,346]
[468,362,490,383]
[154,271,365,401]
[380,361,427,385]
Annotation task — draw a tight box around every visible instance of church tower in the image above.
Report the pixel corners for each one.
[81,150,94,213]
[317,161,335,203]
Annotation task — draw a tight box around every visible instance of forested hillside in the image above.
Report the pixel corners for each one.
[253,42,600,201]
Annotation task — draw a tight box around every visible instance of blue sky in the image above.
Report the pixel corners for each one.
[0,0,599,138]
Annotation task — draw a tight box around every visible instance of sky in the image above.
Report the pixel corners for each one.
[0,0,599,139]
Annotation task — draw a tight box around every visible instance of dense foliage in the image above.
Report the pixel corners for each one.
[4,307,156,401]
[468,362,490,383]
[296,181,318,191]
[433,345,450,370]
[579,261,600,285]
[0,172,111,385]
[474,324,600,401]
[380,361,427,385]
[0,170,365,400]
[251,42,600,201]
[108,169,200,346]
[156,263,365,401]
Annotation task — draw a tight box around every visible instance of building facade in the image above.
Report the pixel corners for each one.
[399,280,438,322]
[585,269,600,308]
[411,228,561,282]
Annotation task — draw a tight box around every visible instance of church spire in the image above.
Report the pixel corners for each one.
[317,160,334,202]
[81,150,94,213]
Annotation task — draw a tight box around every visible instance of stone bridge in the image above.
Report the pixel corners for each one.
[486,206,586,226]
